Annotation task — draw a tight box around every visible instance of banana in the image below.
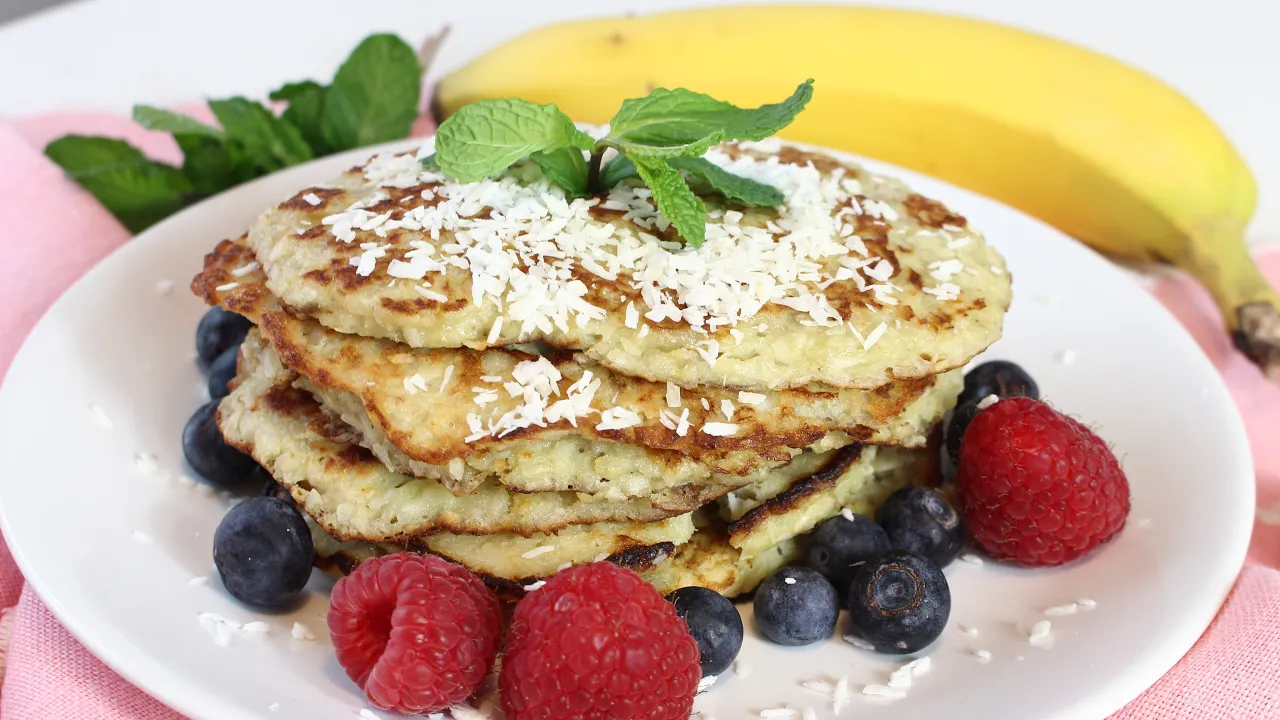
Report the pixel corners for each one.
[434,5,1279,376]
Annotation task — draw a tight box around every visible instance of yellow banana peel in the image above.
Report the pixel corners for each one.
[433,5,1279,376]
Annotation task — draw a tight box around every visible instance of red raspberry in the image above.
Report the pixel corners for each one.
[327,553,502,714]
[500,562,700,720]
[956,397,1130,567]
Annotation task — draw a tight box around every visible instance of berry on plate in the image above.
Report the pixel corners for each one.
[753,566,839,647]
[846,550,950,654]
[212,496,314,608]
[948,360,1039,466]
[666,586,743,677]
[195,307,252,370]
[329,553,501,715]
[206,345,239,400]
[956,397,1130,567]
[500,562,699,720]
[876,486,965,568]
[182,401,257,487]
[804,512,890,599]
[956,360,1040,408]
[945,397,984,468]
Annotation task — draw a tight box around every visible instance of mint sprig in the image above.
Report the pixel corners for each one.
[434,99,594,183]
[45,32,431,233]
[606,81,813,158]
[432,80,813,247]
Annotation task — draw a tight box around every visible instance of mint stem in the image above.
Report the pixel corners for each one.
[587,147,607,194]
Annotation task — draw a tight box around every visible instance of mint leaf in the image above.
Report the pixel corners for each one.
[600,155,637,189]
[44,136,192,233]
[75,163,193,233]
[132,106,224,139]
[208,97,312,171]
[175,135,251,196]
[531,147,589,197]
[419,153,439,170]
[435,98,594,182]
[44,136,146,176]
[632,157,706,247]
[605,80,813,158]
[668,157,782,206]
[321,34,421,151]
[271,80,329,154]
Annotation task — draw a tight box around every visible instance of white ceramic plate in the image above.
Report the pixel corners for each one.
[0,141,1253,720]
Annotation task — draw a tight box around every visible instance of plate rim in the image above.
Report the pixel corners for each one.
[0,138,1256,720]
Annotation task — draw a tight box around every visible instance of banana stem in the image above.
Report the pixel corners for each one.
[1178,230,1280,378]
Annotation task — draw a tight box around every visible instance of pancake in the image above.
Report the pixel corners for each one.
[721,443,939,559]
[219,331,726,541]
[305,443,934,601]
[244,138,1009,391]
[639,517,800,599]
[195,237,962,497]
[309,513,692,603]
[644,448,938,598]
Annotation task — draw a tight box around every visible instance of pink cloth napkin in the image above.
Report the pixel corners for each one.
[1,111,1278,720]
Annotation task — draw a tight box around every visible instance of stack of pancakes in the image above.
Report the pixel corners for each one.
[192,138,1010,600]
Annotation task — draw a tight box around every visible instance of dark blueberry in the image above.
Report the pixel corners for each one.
[945,398,984,468]
[213,497,314,609]
[666,586,743,676]
[957,360,1039,408]
[876,486,965,568]
[182,401,257,487]
[804,513,890,601]
[196,307,251,370]
[753,566,839,647]
[207,346,239,400]
[847,550,950,654]
[252,466,285,499]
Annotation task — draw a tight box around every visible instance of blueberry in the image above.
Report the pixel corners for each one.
[957,360,1039,408]
[248,465,284,498]
[876,486,965,568]
[213,497,314,609]
[945,398,983,468]
[753,566,839,647]
[207,346,239,400]
[182,401,257,487]
[196,307,251,370]
[847,550,950,654]
[804,513,890,600]
[666,586,743,676]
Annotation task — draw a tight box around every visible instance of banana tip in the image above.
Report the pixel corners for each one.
[1232,303,1280,380]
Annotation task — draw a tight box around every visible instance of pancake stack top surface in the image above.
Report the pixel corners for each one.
[191,137,1009,599]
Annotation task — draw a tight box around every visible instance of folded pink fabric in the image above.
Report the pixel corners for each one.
[0,110,1277,719]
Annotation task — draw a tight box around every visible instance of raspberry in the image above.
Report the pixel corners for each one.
[956,397,1130,567]
[499,563,701,720]
[327,553,502,714]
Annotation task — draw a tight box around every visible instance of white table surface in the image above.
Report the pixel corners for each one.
[1,0,1277,245]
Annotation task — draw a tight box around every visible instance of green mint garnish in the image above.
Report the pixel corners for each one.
[631,156,707,247]
[668,156,784,207]
[321,34,422,151]
[132,106,225,139]
[207,97,314,172]
[45,32,430,233]
[44,136,193,232]
[530,147,591,198]
[434,99,594,183]
[601,155,783,207]
[269,81,329,154]
[431,80,813,247]
[598,154,638,190]
[604,80,813,159]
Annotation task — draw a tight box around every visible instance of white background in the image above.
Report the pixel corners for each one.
[1,0,1277,243]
